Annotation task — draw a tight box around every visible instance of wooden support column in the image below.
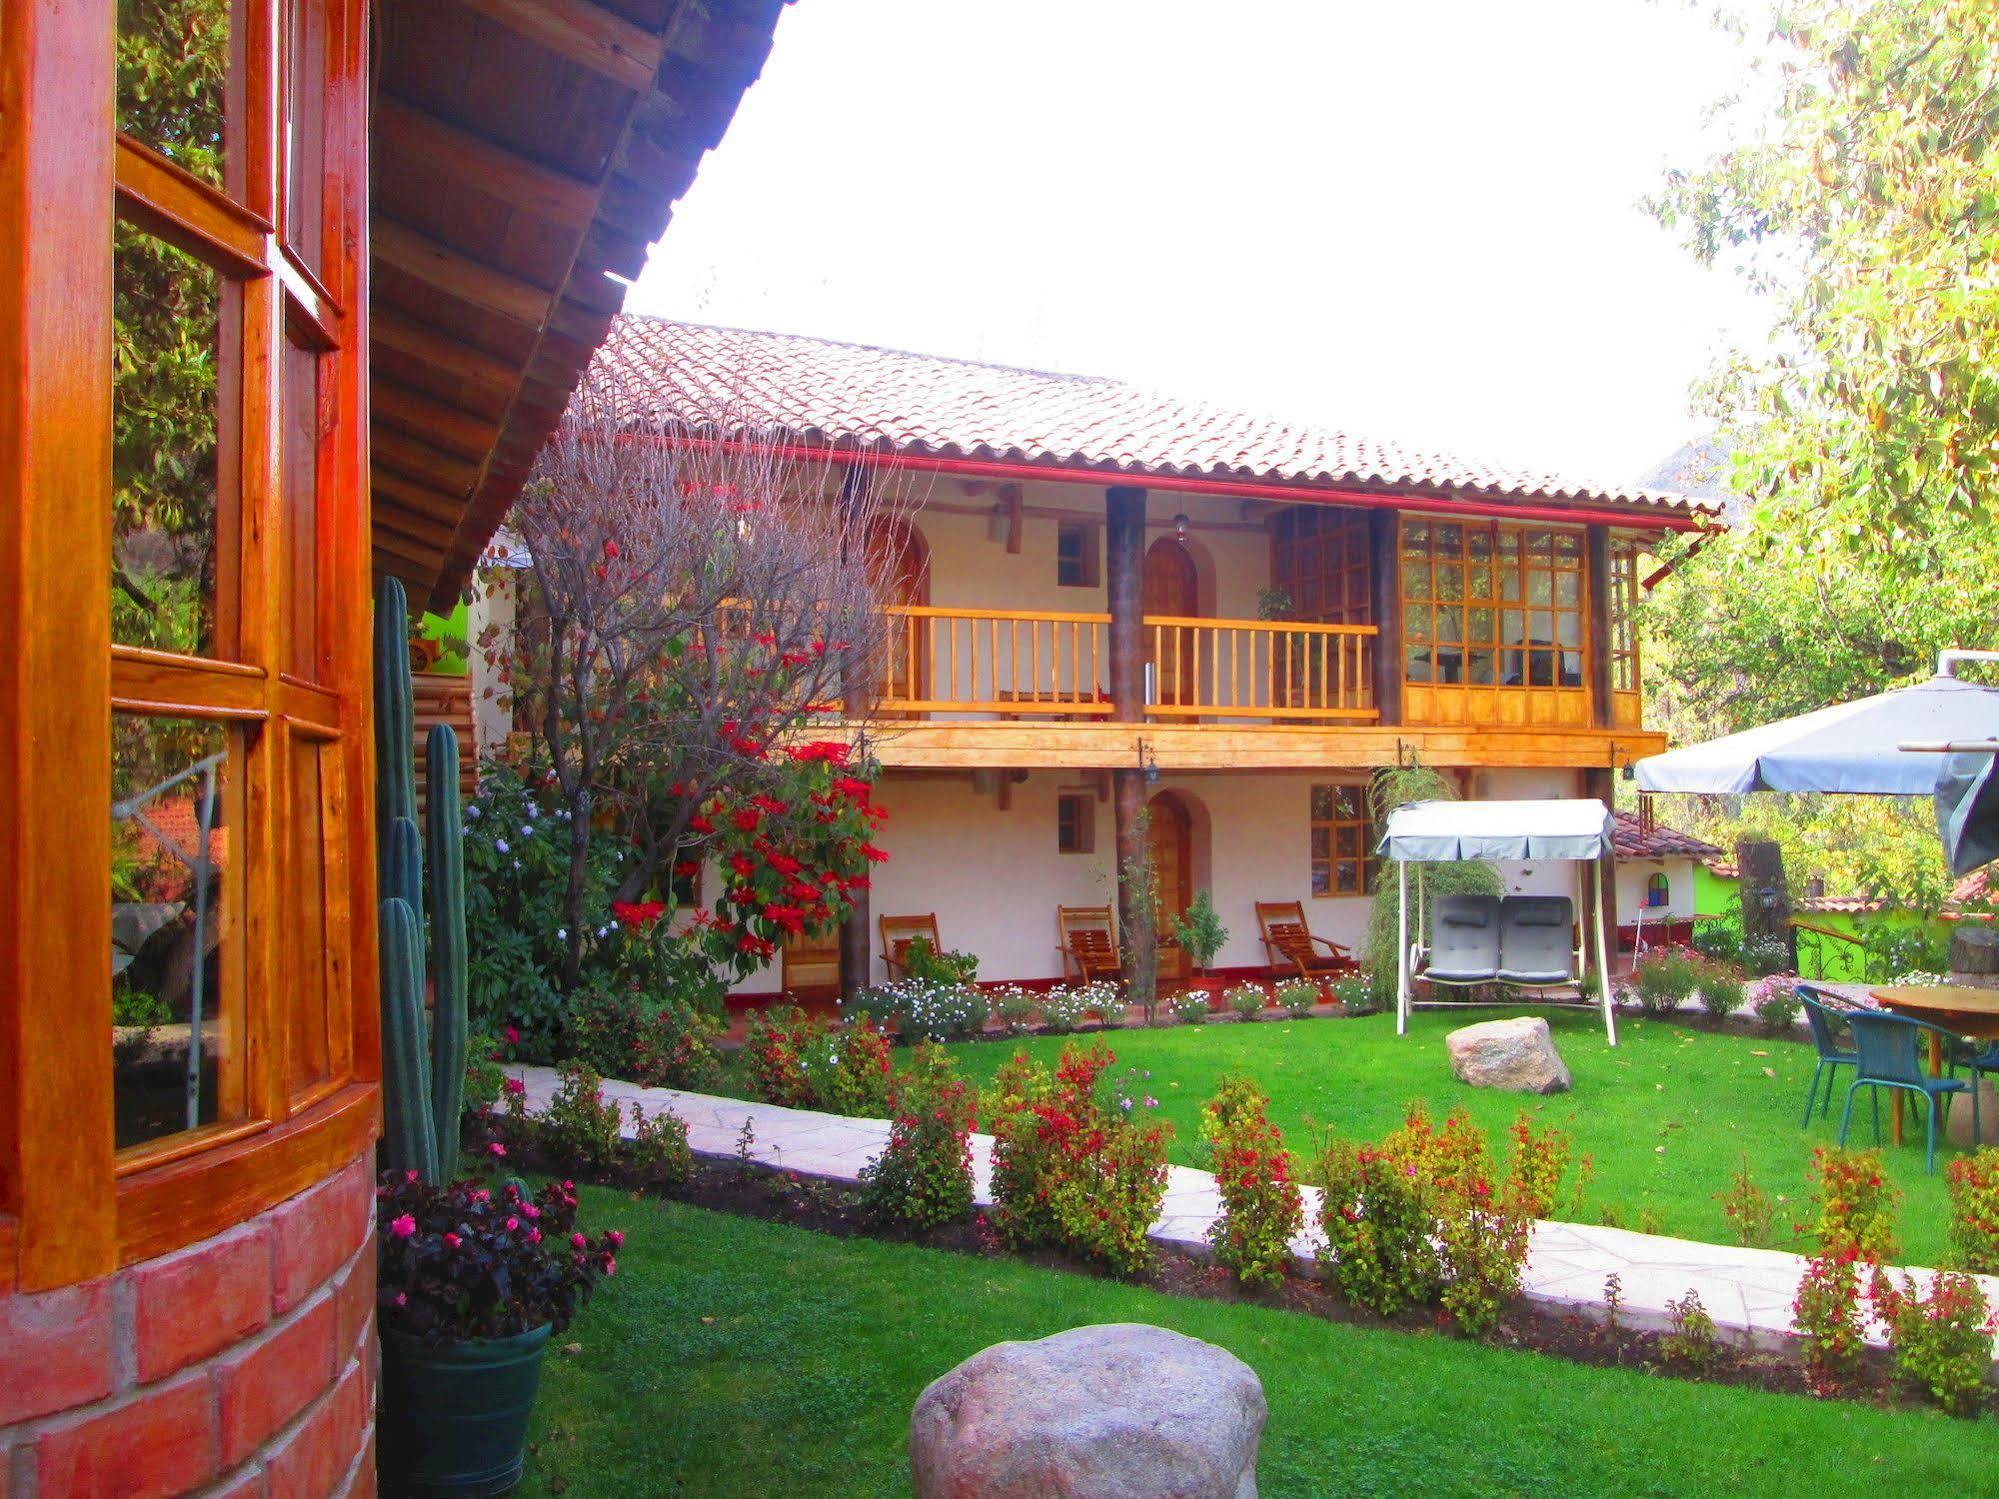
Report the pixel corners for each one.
[1368,510,1403,724]
[838,469,877,1002]
[1587,525,1614,730]
[1106,486,1147,718]
[1104,486,1155,1008]
[1582,767,1620,963]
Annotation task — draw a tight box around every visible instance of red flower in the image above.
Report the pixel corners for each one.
[611,900,667,931]
[688,814,715,835]
[732,808,762,833]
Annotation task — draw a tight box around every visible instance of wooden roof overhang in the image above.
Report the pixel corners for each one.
[369,0,785,611]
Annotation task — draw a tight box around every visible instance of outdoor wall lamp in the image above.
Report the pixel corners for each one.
[1140,740,1160,785]
[1173,512,1190,542]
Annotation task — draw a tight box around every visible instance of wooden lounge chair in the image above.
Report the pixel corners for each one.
[879,913,943,980]
[1255,901,1357,981]
[1058,905,1123,984]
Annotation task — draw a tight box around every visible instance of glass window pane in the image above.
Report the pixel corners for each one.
[1335,860,1358,893]
[284,0,328,273]
[1311,785,1334,820]
[1406,647,1432,682]
[113,227,240,658]
[1401,560,1431,599]
[1311,861,1331,896]
[1333,786,1361,817]
[1403,603,1432,643]
[1437,564,1464,603]
[1527,570,1553,607]
[117,0,241,194]
[1556,572,1580,608]
[282,332,322,677]
[1311,826,1332,859]
[1468,648,1495,684]
[113,713,244,1151]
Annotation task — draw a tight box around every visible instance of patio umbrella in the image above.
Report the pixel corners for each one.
[1633,655,1999,796]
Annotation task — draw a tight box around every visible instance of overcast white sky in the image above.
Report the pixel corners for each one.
[627,0,1771,487]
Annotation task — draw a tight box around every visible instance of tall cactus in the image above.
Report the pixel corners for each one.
[426,724,468,1171]
[374,578,470,1184]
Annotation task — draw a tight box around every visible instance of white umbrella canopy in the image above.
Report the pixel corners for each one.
[1634,656,1999,796]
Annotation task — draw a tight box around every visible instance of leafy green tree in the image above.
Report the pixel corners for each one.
[1642,0,1999,899]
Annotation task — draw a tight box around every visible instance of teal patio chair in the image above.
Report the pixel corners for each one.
[1838,1010,1975,1174]
[1797,985,1859,1127]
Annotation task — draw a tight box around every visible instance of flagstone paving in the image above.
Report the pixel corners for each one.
[513,1063,1999,1357]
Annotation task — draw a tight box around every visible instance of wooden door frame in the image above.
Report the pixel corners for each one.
[1146,789,1195,980]
[1142,537,1200,707]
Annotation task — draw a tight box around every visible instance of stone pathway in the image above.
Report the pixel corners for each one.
[513,1064,1999,1356]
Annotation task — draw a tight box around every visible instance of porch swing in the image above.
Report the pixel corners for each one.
[1380,798,1619,1045]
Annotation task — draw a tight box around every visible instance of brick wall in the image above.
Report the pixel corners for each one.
[0,1153,376,1499]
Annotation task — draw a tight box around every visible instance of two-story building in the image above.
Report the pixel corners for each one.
[581,316,1717,996]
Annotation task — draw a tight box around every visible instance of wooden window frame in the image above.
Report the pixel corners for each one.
[1400,517,1590,693]
[1309,784,1375,898]
[1,0,375,1293]
[1055,520,1100,589]
[1056,791,1096,855]
[1609,541,1641,696]
[1270,506,1371,625]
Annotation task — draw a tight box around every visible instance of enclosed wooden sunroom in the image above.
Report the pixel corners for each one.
[0,0,780,1489]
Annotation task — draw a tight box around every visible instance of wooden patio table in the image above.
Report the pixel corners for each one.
[1868,985,1999,1145]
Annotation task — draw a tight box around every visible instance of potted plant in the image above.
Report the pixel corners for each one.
[376,1172,622,1496]
[1171,888,1229,1011]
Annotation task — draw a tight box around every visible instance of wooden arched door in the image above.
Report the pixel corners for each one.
[866,519,929,709]
[1148,791,1193,981]
[1143,538,1199,709]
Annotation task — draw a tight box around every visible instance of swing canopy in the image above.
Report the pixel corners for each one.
[1377,798,1615,864]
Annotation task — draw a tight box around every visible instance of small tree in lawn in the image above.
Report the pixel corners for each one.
[505,361,909,992]
[1118,809,1160,1025]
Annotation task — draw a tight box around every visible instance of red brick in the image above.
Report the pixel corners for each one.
[267,1360,368,1499]
[35,1371,217,1499]
[0,1280,114,1424]
[218,1296,337,1466]
[331,1243,374,1361]
[272,1160,372,1314]
[131,1220,272,1383]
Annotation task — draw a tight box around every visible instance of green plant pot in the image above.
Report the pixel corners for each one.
[378,1323,552,1498]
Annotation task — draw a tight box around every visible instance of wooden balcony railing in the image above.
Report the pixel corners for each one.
[875,605,1378,721]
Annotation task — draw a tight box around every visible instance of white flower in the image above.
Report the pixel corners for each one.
[495,838,509,855]
[556,928,567,941]
[512,859,522,871]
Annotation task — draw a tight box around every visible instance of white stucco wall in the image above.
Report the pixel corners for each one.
[1615,858,1698,926]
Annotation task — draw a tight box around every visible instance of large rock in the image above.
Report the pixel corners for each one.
[1446,1016,1571,1094]
[909,1323,1266,1499]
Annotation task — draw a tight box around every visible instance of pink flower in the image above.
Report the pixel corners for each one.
[604,1229,624,1249]
[571,1232,587,1249]
[503,1077,526,1098]
[527,1227,542,1244]
[523,1204,540,1220]
[505,1025,521,1045]
[505,1217,520,1232]
[488,1142,508,1158]
[390,1214,417,1239]
[404,1169,420,1184]
[602,1256,617,1277]
[443,1232,462,1249]
[393,1292,408,1307]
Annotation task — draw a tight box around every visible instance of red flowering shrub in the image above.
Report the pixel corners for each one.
[1316,1104,1559,1336]
[1199,1076,1303,1287]
[567,984,720,1089]
[1945,1146,1999,1273]
[988,1042,1173,1276]
[1792,1146,1902,1395]
[743,1006,824,1109]
[821,1019,897,1119]
[860,1042,977,1229]
[1874,1270,1995,1415]
[377,1172,620,1343]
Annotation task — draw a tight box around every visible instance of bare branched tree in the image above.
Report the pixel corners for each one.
[507,362,915,986]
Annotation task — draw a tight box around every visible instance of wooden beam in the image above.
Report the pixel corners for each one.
[372,426,482,495]
[373,376,505,460]
[371,467,473,527]
[370,505,458,550]
[458,0,665,94]
[1587,524,1614,730]
[373,94,601,226]
[370,527,445,569]
[372,218,556,329]
[372,310,522,399]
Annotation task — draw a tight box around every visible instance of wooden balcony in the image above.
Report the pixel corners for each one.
[876,605,1379,722]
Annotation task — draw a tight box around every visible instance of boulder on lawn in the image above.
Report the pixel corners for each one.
[1446,1016,1571,1095]
[909,1322,1266,1499]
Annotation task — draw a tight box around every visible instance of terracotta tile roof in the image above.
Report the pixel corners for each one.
[588,318,1719,522]
[1705,859,1739,880]
[1795,895,1887,916]
[1953,868,1996,906]
[1610,811,1723,861]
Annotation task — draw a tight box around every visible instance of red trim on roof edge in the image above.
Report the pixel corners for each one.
[658,435,1716,532]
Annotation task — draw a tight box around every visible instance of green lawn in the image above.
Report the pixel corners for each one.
[730,1006,1962,1264]
[524,1192,1979,1498]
